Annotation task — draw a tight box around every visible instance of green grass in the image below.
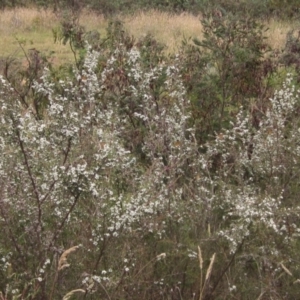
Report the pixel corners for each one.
[0,8,76,64]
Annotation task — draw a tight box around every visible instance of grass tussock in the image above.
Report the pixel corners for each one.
[266,19,298,50]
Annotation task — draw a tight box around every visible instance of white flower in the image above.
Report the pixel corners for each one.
[229,285,237,292]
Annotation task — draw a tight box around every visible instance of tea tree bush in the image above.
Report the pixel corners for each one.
[0,43,202,299]
[1,35,300,299]
[203,74,300,299]
[180,11,277,143]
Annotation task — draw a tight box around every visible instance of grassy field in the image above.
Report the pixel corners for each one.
[0,8,298,64]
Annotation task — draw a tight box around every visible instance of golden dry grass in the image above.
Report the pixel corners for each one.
[0,7,56,31]
[266,19,298,50]
[122,10,203,53]
[0,8,297,63]
[58,245,80,271]
[62,289,85,300]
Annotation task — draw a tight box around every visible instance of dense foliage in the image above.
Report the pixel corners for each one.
[1,7,300,300]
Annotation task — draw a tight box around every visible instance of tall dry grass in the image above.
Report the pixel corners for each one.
[120,10,298,53]
[0,7,56,32]
[266,18,299,50]
[0,8,296,61]
[198,245,216,300]
[50,245,81,300]
[121,10,203,53]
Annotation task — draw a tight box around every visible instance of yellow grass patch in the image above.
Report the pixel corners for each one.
[266,19,297,50]
[79,10,108,33]
[0,7,56,32]
[0,8,297,64]
[122,10,203,53]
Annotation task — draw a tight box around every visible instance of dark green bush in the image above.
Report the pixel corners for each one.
[180,10,277,143]
[280,30,300,80]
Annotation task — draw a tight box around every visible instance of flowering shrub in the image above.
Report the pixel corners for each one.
[204,74,300,298]
[1,38,300,300]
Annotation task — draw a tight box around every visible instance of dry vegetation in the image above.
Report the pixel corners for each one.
[267,18,299,50]
[0,8,71,62]
[0,7,297,63]
[122,10,203,52]
[2,4,300,299]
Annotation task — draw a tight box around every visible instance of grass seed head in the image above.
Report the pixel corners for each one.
[58,245,80,271]
[205,253,216,281]
[62,289,85,300]
[198,246,203,270]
